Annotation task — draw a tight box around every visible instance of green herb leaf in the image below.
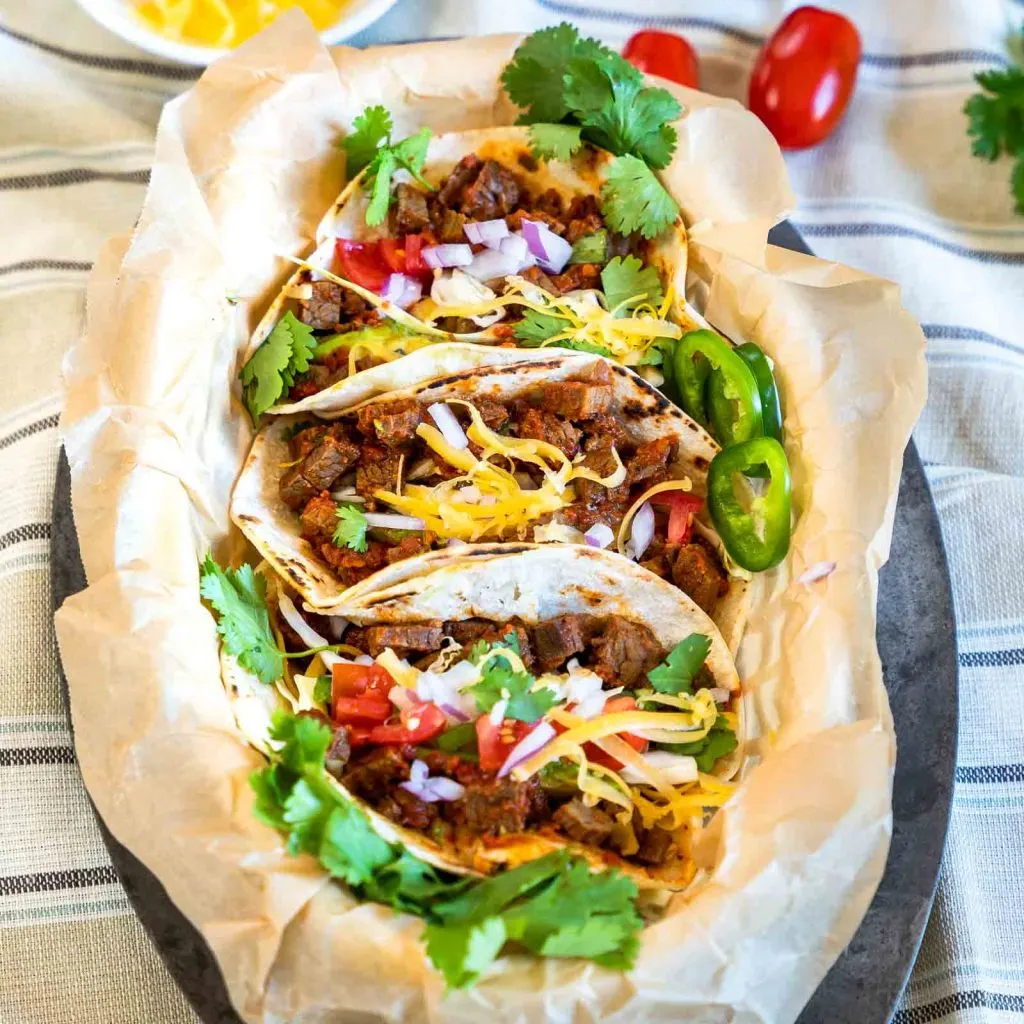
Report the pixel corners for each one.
[569,229,608,265]
[319,799,396,886]
[268,712,334,775]
[365,148,398,227]
[600,155,680,240]
[601,255,664,316]
[500,23,592,123]
[513,308,571,345]
[391,126,433,188]
[659,716,738,772]
[964,53,1024,213]
[528,123,584,163]
[423,917,508,990]
[239,311,316,423]
[341,104,393,176]
[435,721,478,753]
[199,555,283,684]
[465,638,559,724]
[559,339,614,356]
[646,634,711,694]
[333,503,369,553]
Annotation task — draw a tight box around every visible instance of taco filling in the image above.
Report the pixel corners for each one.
[282,604,737,878]
[277,363,729,609]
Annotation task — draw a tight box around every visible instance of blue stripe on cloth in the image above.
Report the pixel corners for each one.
[892,989,1024,1021]
[923,324,1024,356]
[959,648,1024,668]
[956,764,1024,784]
[791,222,1024,265]
[531,1,1010,66]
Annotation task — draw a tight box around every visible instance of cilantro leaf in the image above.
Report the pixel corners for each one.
[365,148,398,227]
[465,639,559,723]
[199,555,283,684]
[239,311,316,423]
[601,255,664,316]
[423,918,507,990]
[513,308,570,345]
[528,123,584,163]
[964,52,1024,213]
[342,105,392,176]
[659,716,738,772]
[559,339,614,356]
[601,155,680,240]
[569,229,608,265]
[392,126,433,185]
[268,712,333,774]
[319,799,395,886]
[500,23,587,123]
[333,503,369,552]
[646,634,711,694]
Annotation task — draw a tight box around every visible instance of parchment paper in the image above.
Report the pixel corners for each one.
[54,12,927,1023]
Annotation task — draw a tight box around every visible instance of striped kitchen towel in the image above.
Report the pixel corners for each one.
[2,0,1021,1021]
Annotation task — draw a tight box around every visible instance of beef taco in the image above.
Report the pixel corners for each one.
[230,350,751,649]
[239,125,697,420]
[222,545,743,890]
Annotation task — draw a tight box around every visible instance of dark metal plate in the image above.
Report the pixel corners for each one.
[50,223,957,1024]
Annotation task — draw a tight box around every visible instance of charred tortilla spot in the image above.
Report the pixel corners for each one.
[622,401,646,418]
[693,456,709,471]
[235,513,259,523]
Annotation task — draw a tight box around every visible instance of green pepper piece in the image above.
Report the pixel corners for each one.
[673,330,763,444]
[707,437,791,572]
[434,722,478,753]
[312,322,411,360]
[735,342,783,443]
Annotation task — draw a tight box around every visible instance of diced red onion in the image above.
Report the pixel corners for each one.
[625,502,656,561]
[464,246,528,282]
[423,244,473,269]
[798,561,837,584]
[583,523,614,549]
[499,232,533,266]
[363,512,425,531]
[410,759,428,783]
[498,721,556,778]
[389,685,420,711]
[380,273,423,309]
[464,219,509,249]
[708,687,731,705]
[520,219,572,274]
[400,759,467,802]
[428,402,469,449]
[438,703,470,722]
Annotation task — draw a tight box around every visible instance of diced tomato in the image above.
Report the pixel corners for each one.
[583,696,648,770]
[347,724,376,749]
[331,662,394,703]
[404,234,429,276]
[652,491,703,545]
[378,237,406,273]
[334,239,391,292]
[332,695,393,726]
[622,30,700,89]
[368,702,447,745]
[476,716,532,774]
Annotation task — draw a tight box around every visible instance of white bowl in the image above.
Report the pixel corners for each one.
[75,0,399,65]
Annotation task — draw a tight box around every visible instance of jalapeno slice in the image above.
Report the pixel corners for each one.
[707,437,792,572]
[673,329,763,444]
[735,342,783,443]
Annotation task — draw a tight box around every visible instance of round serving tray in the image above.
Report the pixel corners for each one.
[51,222,957,1024]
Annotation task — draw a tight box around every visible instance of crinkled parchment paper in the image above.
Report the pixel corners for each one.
[54,13,926,1023]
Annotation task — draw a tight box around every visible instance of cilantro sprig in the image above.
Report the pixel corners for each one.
[333,503,369,552]
[253,711,643,989]
[964,29,1024,214]
[239,311,315,424]
[646,634,711,695]
[601,255,664,316]
[659,716,738,772]
[341,105,434,226]
[502,23,682,238]
[466,634,560,723]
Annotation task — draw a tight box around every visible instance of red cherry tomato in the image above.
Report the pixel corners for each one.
[403,234,429,277]
[476,716,532,774]
[332,695,393,726]
[622,30,699,89]
[748,6,861,150]
[368,702,447,745]
[334,239,391,292]
[652,491,703,545]
[331,662,394,703]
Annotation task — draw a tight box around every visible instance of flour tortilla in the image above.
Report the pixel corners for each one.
[230,349,751,650]
[226,546,743,890]
[246,125,691,416]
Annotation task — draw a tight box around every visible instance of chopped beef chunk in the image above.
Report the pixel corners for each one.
[355,398,422,447]
[627,437,673,486]
[299,492,340,544]
[477,399,510,431]
[553,797,615,845]
[341,746,409,800]
[506,208,565,235]
[564,195,605,244]
[671,539,728,615]
[364,622,444,657]
[355,446,402,501]
[318,540,390,587]
[390,788,439,830]
[391,183,432,234]
[433,206,468,244]
[289,364,343,403]
[461,160,521,220]
[446,620,536,671]
[582,414,629,452]
[341,289,373,318]
[634,825,677,866]
[589,618,665,687]
[437,154,482,209]
[550,263,600,295]
[299,280,343,330]
[530,615,588,673]
[533,188,565,220]
[324,727,352,780]
[607,231,639,259]
[518,264,559,294]
[449,777,545,834]
[516,407,581,459]
[386,534,432,563]
[290,425,329,460]
[574,444,622,503]
[301,434,361,490]
[279,467,318,511]
[541,379,613,420]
